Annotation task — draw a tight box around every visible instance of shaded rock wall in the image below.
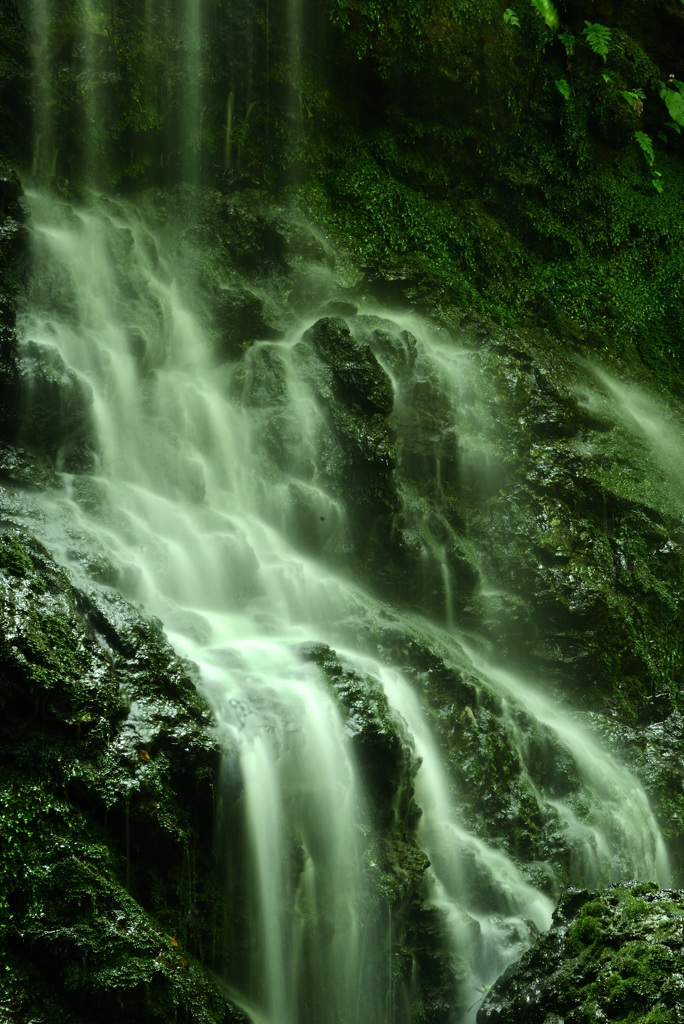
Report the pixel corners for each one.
[0,523,234,1022]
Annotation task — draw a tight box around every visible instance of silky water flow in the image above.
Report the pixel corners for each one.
[16,192,671,1024]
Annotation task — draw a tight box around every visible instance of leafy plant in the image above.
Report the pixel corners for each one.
[558,32,575,55]
[556,79,571,100]
[620,88,646,116]
[634,131,663,192]
[529,0,559,30]
[582,22,611,62]
[659,79,684,129]
[503,8,520,27]
[635,130,655,166]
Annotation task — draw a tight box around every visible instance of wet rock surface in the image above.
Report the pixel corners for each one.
[305,315,394,416]
[478,883,684,1024]
[0,522,235,1024]
[303,642,417,818]
[16,339,95,469]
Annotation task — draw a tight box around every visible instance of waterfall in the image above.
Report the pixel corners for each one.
[17,191,388,1024]
[15,190,670,1024]
[28,0,57,180]
[15,3,672,1022]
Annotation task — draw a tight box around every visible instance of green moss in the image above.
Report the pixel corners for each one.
[643,1010,675,1024]
[566,900,608,956]
[0,537,35,580]
[0,777,228,1023]
[0,524,227,1023]
[482,884,684,1022]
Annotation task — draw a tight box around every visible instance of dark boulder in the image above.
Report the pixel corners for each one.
[304,315,394,415]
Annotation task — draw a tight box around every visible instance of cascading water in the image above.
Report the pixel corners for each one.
[578,362,684,510]
[350,654,556,1014]
[15,3,673,1023]
[17,191,383,1024]
[15,190,670,1024]
[209,644,370,1024]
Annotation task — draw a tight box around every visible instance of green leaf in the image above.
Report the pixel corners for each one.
[558,31,574,53]
[619,88,645,113]
[529,0,559,30]
[556,79,571,100]
[660,80,684,128]
[634,130,655,167]
[582,21,612,61]
[503,8,521,27]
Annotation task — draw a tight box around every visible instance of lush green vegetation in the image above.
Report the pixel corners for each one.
[292,0,684,388]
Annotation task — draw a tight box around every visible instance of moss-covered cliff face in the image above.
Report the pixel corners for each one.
[310,0,684,384]
[2,2,684,1023]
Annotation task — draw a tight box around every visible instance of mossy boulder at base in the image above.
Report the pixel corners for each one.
[478,883,684,1024]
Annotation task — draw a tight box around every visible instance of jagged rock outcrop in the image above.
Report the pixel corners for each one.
[0,524,234,1024]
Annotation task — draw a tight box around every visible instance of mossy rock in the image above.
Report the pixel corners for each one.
[0,777,230,1024]
[478,883,684,1024]
[304,315,394,415]
[302,641,418,820]
[0,523,233,1023]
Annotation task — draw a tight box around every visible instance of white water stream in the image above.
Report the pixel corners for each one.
[15,191,670,1024]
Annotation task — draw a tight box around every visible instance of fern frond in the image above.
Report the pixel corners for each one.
[556,79,571,101]
[634,130,655,167]
[582,22,611,61]
[558,32,575,54]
